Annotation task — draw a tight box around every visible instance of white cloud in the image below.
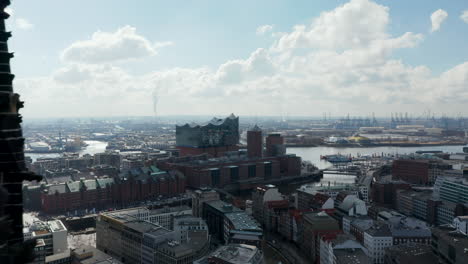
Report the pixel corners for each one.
[4,8,35,30]
[461,10,468,24]
[154,41,174,49]
[256,25,273,35]
[15,18,34,30]
[14,0,468,117]
[274,0,391,51]
[430,9,448,32]
[61,25,171,64]
[53,64,93,83]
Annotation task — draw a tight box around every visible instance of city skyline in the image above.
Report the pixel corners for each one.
[7,0,468,118]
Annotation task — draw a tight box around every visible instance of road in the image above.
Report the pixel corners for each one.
[264,232,311,264]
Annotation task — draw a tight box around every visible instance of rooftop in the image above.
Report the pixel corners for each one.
[101,212,172,236]
[225,212,262,232]
[48,220,67,232]
[205,200,243,214]
[299,184,358,194]
[209,244,260,264]
[432,225,468,252]
[335,248,370,264]
[71,245,123,264]
[303,211,340,230]
[158,241,194,258]
[45,249,71,263]
[365,223,392,237]
[177,114,238,128]
[385,243,437,264]
[349,216,374,231]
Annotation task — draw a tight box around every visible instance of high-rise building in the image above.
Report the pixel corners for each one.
[247,125,262,158]
[265,133,285,157]
[0,1,42,262]
[301,211,341,262]
[176,114,239,157]
[191,188,220,217]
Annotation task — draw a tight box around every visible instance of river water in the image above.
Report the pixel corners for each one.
[27,140,108,162]
[286,144,466,187]
[287,145,466,170]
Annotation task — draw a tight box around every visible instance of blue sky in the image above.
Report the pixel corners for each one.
[6,0,468,117]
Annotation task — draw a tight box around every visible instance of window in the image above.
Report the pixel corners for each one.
[230,167,239,182]
[248,165,256,178]
[211,169,220,186]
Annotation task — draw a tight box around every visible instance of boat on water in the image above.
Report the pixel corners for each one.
[320,154,352,163]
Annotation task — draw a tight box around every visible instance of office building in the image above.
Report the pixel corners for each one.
[251,185,289,232]
[431,225,468,264]
[301,211,341,262]
[299,184,367,204]
[320,234,369,264]
[157,153,300,189]
[196,244,263,264]
[192,188,220,217]
[70,245,122,264]
[30,239,47,264]
[203,200,262,246]
[371,180,411,208]
[453,216,468,234]
[344,216,374,243]
[173,215,209,243]
[387,216,431,245]
[94,152,121,169]
[364,223,393,264]
[223,212,263,247]
[265,133,285,157]
[392,159,450,185]
[247,125,262,158]
[433,176,468,204]
[96,212,175,263]
[102,205,192,230]
[24,220,68,257]
[384,243,437,264]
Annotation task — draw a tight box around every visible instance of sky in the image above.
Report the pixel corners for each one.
[6,0,468,118]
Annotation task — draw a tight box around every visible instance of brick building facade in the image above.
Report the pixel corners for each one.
[157,153,301,189]
[36,168,186,214]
